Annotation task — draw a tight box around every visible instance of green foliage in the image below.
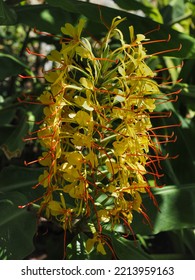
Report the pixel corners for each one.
[0,0,194,260]
[0,0,17,25]
[0,191,36,259]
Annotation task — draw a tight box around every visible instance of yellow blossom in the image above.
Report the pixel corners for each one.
[21,16,180,257]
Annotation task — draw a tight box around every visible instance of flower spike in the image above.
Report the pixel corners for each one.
[19,16,181,257]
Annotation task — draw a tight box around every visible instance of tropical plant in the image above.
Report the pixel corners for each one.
[0,0,195,260]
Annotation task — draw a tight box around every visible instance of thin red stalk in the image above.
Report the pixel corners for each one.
[147,44,182,57]
[33,27,65,41]
[26,47,46,58]
[18,195,44,209]
[144,25,160,36]
[18,74,44,79]
[131,34,171,47]
[150,123,181,131]
[154,61,184,73]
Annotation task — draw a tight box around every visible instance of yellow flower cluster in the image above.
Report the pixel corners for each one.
[31,17,164,254]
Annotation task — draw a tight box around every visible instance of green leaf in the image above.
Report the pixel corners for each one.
[46,0,195,59]
[111,235,153,259]
[0,112,29,159]
[0,191,36,259]
[181,229,195,259]
[178,60,195,83]
[0,0,17,25]
[14,4,78,34]
[0,106,17,126]
[0,165,43,194]
[152,90,195,184]
[0,53,28,80]
[113,0,163,23]
[160,0,186,24]
[132,184,195,234]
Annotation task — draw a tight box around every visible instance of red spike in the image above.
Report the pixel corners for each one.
[154,61,184,73]
[26,47,46,58]
[33,27,62,40]
[139,207,153,229]
[149,111,172,119]
[18,74,44,79]
[18,195,44,209]
[144,25,160,36]
[150,122,181,131]
[131,34,171,48]
[120,216,137,243]
[159,78,183,86]
[165,88,182,97]
[98,5,109,30]
[148,43,182,57]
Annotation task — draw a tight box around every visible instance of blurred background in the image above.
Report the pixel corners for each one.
[0,0,195,260]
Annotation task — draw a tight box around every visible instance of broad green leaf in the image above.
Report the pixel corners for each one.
[14,4,78,34]
[180,229,195,259]
[153,91,195,184]
[111,235,153,260]
[0,165,43,194]
[113,0,163,23]
[0,53,28,80]
[159,0,186,24]
[0,107,17,126]
[172,83,195,111]
[0,191,36,259]
[132,184,195,234]
[46,0,195,59]
[0,114,29,159]
[178,60,195,83]
[163,57,182,81]
[0,0,17,25]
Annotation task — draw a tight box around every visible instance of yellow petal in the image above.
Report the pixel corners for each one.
[86,238,95,253]
[80,77,93,89]
[39,91,53,104]
[61,23,76,38]
[97,242,106,255]
[106,159,119,174]
[44,71,59,83]
[38,170,49,188]
[76,18,86,38]
[74,110,91,126]
[47,50,61,62]
[47,200,63,216]
[66,151,83,166]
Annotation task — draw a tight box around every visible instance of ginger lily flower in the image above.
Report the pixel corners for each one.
[20,16,181,257]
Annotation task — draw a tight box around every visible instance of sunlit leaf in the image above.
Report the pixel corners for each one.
[46,0,195,59]
[132,184,195,234]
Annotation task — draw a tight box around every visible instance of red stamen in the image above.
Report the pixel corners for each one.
[26,47,46,58]
[148,43,182,57]
[144,25,160,36]
[18,74,44,79]
[33,27,62,40]
[131,34,171,47]
[139,208,153,229]
[154,61,184,73]
[159,78,183,86]
[18,195,44,209]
